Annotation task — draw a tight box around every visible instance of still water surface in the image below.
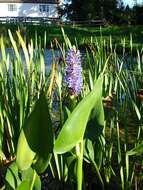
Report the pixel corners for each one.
[0,48,61,73]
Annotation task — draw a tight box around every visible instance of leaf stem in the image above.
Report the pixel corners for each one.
[30,170,36,190]
[76,140,83,190]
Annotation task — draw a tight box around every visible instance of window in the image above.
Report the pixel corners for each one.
[8,4,17,12]
[39,5,49,13]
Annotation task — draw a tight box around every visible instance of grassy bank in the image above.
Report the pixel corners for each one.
[1,23,143,50]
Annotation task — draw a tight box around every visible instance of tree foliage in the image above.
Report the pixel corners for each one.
[60,0,143,25]
[61,0,119,22]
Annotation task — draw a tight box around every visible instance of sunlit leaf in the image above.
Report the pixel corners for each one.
[16,181,30,190]
[8,30,21,63]
[16,31,30,72]
[16,92,53,171]
[54,77,103,154]
[16,130,36,170]
[22,168,41,190]
[5,162,21,190]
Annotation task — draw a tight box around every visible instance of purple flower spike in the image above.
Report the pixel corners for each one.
[64,47,83,96]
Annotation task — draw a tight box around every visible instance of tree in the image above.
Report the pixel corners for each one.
[101,0,118,22]
[133,5,143,24]
[61,0,119,22]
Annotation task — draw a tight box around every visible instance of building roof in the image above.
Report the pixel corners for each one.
[0,0,59,3]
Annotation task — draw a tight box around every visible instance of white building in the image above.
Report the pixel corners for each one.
[0,0,60,18]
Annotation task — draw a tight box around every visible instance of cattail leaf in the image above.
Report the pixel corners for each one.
[54,77,104,154]
[16,31,30,72]
[8,30,21,63]
[61,28,72,49]
[127,143,143,156]
[0,36,6,63]
[16,92,53,171]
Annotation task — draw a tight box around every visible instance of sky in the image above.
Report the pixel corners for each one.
[124,0,143,7]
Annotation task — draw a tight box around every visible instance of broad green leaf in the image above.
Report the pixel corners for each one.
[54,77,103,154]
[16,181,30,190]
[127,142,143,156]
[84,139,95,162]
[22,168,41,190]
[85,94,104,141]
[16,92,54,171]
[5,162,21,190]
[33,153,52,173]
[16,130,36,170]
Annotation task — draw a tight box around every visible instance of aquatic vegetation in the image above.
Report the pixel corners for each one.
[0,29,142,190]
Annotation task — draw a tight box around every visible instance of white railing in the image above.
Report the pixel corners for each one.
[0,17,106,26]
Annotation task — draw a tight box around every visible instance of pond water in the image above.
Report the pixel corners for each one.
[0,48,138,75]
[0,48,61,74]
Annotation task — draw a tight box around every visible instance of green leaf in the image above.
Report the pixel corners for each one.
[127,142,143,156]
[64,152,77,181]
[0,36,6,63]
[8,30,21,63]
[61,28,72,49]
[16,130,36,170]
[54,77,103,154]
[16,31,30,73]
[16,92,54,171]
[5,162,21,190]
[33,154,52,173]
[16,181,30,190]
[84,139,95,162]
[22,168,41,190]
[85,96,104,141]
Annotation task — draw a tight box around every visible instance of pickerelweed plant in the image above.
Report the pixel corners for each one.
[53,41,104,190]
[64,46,83,190]
[64,47,83,97]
